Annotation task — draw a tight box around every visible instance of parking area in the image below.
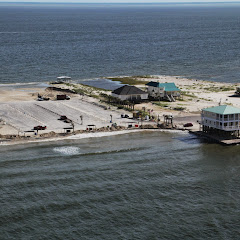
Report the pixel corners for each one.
[0,98,135,135]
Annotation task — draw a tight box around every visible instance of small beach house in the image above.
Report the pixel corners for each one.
[56,76,71,83]
[201,105,240,137]
[146,81,181,102]
[112,85,148,101]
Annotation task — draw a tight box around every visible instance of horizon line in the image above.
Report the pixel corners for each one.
[1,1,240,3]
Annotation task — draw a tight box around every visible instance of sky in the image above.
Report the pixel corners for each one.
[1,0,240,2]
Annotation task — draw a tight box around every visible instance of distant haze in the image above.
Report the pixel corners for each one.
[1,0,240,2]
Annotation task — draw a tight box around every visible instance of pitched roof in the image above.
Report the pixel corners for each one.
[112,85,147,95]
[146,82,180,91]
[203,105,240,115]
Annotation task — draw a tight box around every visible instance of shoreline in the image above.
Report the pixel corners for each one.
[0,74,239,146]
[0,128,188,146]
[0,73,237,89]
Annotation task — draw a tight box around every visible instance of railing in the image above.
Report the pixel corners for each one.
[222,126,240,130]
[201,123,240,131]
[203,117,240,123]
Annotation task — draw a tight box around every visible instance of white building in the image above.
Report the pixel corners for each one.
[146,82,181,102]
[201,105,240,134]
[56,76,71,83]
[112,85,148,101]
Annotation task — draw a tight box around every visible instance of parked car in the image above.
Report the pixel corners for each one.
[33,125,47,130]
[121,114,129,118]
[38,97,49,101]
[183,123,193,127]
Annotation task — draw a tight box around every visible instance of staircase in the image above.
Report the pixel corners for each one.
[166,94,172,102]
[165,94,176,102]
[170,94,176,102]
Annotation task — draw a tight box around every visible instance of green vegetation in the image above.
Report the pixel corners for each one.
[199,97,212,102]
[173,106,186,111]
[220,86,235,91]
[64,83,75,87]
[181,91,197,98]
[64,83,109,98]
[152,102,169,108]
[72,88,85,95]
[204,85,235,92]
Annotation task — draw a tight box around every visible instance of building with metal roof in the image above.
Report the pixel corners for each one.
[146,81,181,102]
[111,85,148,101]
[202,105,240,115]
[201,105,240,134]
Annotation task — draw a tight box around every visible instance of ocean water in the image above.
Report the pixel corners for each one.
[1,131,240,239]
[1,3,240,84]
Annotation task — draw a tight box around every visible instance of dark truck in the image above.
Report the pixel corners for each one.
[33,125,47,130]
[56,95,70,100]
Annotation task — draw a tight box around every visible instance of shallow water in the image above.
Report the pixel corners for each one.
[1,131,240,239]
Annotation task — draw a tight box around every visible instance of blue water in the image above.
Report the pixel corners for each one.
[1,3,240,84]
[1,131,240,239]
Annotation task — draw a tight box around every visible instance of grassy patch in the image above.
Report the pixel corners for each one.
[199,97,212,102]
[173,106,186,111]
[220,86,235,91]
[181,91,197,98]
[152,102,169,108]
[204,86,235,92]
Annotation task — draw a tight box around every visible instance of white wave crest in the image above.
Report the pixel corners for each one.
[53,146,80,155]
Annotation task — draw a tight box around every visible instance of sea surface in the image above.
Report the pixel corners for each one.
[1,131,240,239]
[1,3,240,84]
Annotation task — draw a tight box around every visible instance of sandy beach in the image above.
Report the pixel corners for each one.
[0,75,239,143]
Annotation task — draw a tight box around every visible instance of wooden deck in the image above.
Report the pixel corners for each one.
[189,131,240,145]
